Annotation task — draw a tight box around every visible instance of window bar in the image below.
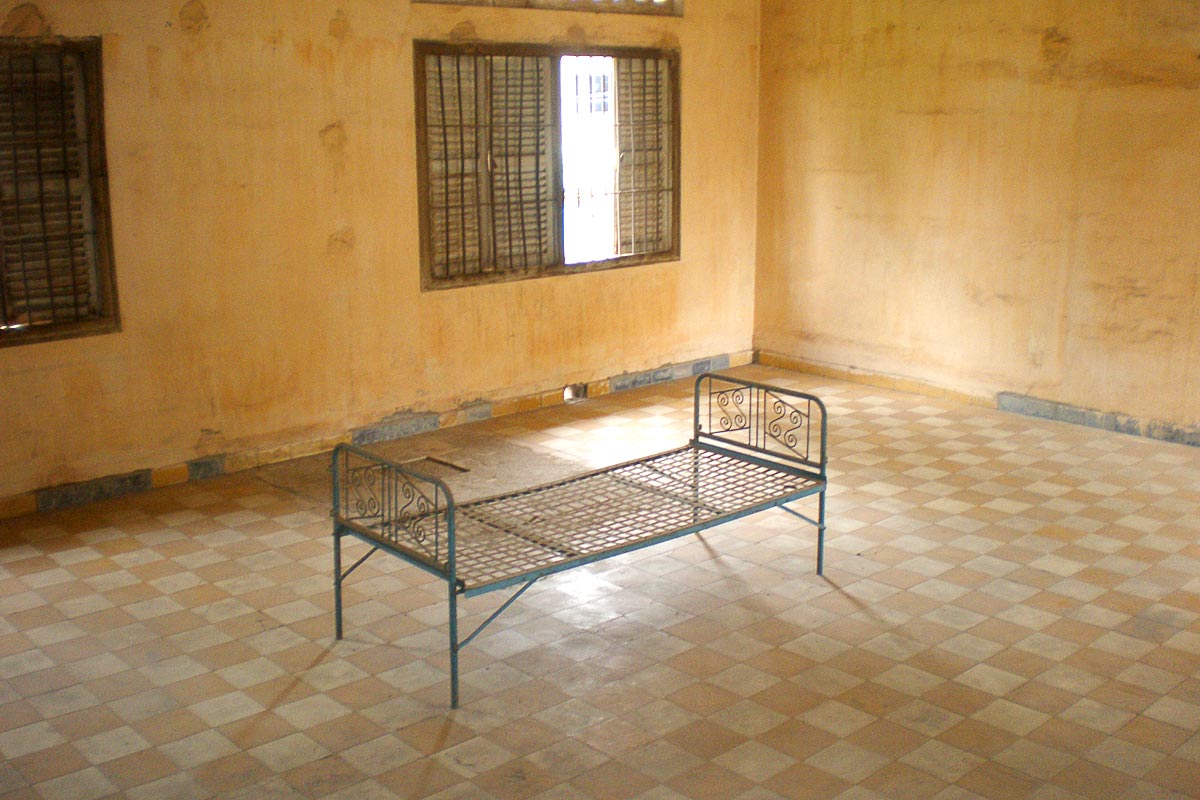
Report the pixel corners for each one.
[634,59,644,255]
[434,54,451,279]
[474,56,490,276]
[506,58,517,271]
[537,56,551,266]
[548,55,564,268]
[1,58,12,325]
[516,57,530,269]
[488,57,500,271]
[631,58,644,257]
[446,55,460,276]
[486,55,499,274]
[652,56,664,251]
[502,57,517,270]
[477,56,492,275]
[57,52,82,321]
[8,56,34,326]
[614,62,624,256]
[615,60,627,256]
[0,235,8,323]
[492,57,501,268]
[456,56,471,277]
[649,57,660,251]
[645,58,655,250]
[652,56,662,247]
[515,56,530,270]
[31,54,62,323]
[624,58,634,257]
[494,57,504,271]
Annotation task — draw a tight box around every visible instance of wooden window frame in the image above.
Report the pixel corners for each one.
[0,37,118,348]
[413,0,683,18]
[415,40,681,291]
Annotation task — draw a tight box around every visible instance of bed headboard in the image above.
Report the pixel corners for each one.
[692,373,827,475]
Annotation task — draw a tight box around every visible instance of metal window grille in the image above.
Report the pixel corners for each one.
[587,74,610,113]
[417,42,679,289]
[615,56,673,257]
[414,0,682,17]
[0,44,109,338]
[421,52,557,280]
[489,55,558,273]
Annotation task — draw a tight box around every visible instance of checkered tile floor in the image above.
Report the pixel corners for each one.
[2,366,1199,799]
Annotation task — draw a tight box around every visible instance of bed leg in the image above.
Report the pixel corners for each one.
[448,583,460,709]
[333,527,344,640]
[817,490,826,576]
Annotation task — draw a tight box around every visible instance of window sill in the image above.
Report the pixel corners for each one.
[0,317,121,348]
[422,249,680,291]
[413,0,682,17]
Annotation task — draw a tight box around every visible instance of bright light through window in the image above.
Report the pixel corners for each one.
[560,55,618,265]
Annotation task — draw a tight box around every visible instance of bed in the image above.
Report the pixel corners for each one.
[332,372,828,707]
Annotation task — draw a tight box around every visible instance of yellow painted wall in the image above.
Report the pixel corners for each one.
[756,1,1200,424]
[9,0,1200,504]
[0,0,761,498]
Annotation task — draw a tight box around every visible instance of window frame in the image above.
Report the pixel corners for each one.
[0,36,119,348]
[413,0,683,18]
[414,40,681,291]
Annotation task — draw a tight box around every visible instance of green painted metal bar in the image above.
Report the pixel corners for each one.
[461,579,538,649]
[334,531,378,641]
[446,502,460,708]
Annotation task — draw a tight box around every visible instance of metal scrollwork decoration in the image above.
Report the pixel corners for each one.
[348,465,381,519]
[341,456,442,561]
[714,387,749,433]
[394,473,435,547]
[697,377,822,469]
[766,393,810,459]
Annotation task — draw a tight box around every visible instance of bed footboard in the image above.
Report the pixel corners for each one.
[694,373,828,572]
[693,373,827,477]
[331,444,455,573]
[331,444,459,635]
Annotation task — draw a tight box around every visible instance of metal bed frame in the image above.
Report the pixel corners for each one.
[332,373,828,707]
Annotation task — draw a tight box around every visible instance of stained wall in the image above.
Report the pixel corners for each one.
[756,1,1200,427]
[9,0,1200,506]
[0,1,761,500]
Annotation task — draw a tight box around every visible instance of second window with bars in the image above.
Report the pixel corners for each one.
[0,39,117,346]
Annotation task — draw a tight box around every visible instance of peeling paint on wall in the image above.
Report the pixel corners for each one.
[327,226,355,256]
[1041,27,1072,67]
[1082,57,1200,90]
[1034,21,1200,90]
[0,3,50,37]
[329,10,350,41]
[319,121,347,154]
[320,121,347,188]
[1132,0,1200,34]
[558,25,588,46]
[448,21,478,43]
[179,0,209,35]
[1083,276,1181,346]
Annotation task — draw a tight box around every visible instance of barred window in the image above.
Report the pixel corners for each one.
[0,38,118,347]
[413,0,682,17]
[415,42,679,289]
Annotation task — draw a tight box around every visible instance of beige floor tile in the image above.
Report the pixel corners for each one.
[96,745,178,792]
